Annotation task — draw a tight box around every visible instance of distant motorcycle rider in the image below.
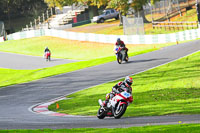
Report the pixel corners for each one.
[44,46,51,61]
[44,46,50,53]
[103,76,133,107]
[115,38,128,56]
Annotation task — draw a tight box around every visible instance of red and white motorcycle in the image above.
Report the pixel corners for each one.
[44,51,51,61]
[97,88,133,119]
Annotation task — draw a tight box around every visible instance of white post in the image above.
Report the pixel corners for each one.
[38,16,40,23]
[34,19,37,29]
[26,25,29,31]
[30,22,32,28]
[51,8,53,16]
[43,13,45,22]
[47,10,49,19]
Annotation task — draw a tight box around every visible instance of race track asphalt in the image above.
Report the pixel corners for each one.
[0,51,76,70]
[0,40,200,129]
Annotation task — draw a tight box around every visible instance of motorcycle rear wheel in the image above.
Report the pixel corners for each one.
[97,107,106,119]
[114,104,127,119]
[125,55,128,62]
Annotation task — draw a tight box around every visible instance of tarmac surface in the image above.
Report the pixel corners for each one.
[0,51,76,70]
[0,40,200,129]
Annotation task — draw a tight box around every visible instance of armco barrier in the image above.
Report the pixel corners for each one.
[6,28,200,44]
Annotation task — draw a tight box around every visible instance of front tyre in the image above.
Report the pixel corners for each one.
[117,53,122,64]
[99,18,105,23]
[97,107,106,119]
[114,104,127,119]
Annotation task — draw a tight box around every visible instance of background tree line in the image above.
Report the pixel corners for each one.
[0,0,47,33]
[0,0,160,33]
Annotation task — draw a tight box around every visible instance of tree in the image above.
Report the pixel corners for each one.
[44,0,78,8]
[0,0,47,32]
[107,0,161,23]
[107,0,129,25]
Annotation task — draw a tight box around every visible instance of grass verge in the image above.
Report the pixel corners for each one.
[0,36,168,60]
[1,124,200,132]
[48,51,200,117]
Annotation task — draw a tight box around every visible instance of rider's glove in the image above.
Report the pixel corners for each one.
[115,90,120,94]
[112,87,119,94]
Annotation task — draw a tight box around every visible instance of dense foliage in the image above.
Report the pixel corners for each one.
[0,0,47,19]
[0,0,47,32]
[44,0,160,14]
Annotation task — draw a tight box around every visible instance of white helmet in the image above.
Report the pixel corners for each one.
[124,76,133,87]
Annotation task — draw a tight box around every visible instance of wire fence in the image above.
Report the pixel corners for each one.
[123,16,145,35]
[143,0,197,22]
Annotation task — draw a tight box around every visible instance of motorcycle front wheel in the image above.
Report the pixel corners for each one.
[97,107,106,119]
[117,53,122,64]
[114,104,127,119]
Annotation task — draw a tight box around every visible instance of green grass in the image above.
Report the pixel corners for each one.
[0,36,170,60]
[0,36,117,60]
[1,124,200,132]
[0,36,178,88]
[48,50,200,117]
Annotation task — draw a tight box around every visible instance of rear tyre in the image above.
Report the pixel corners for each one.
[97,107,106,119]
[125,55,128,63]
[114,104,127,119]
[46,55,50,61]
[115,15,119,20]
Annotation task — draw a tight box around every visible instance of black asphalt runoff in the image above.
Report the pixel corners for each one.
[0,40,200,129]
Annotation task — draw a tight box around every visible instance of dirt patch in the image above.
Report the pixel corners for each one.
[66,23,119,33]
[65,19,120,33]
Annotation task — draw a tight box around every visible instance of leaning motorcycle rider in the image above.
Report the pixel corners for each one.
[103,76,133,107]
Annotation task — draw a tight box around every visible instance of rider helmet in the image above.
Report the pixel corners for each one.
[124,76,133,87]
[117,38,121,43]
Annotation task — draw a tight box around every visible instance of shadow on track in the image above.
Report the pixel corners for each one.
[123,58,169,64]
